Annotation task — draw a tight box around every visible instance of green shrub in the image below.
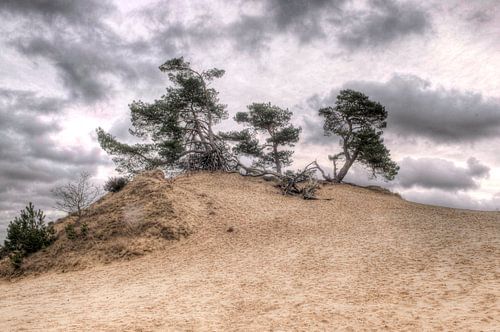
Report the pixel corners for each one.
[65,222,89,240]
[104,176,129,193]
[80,223,89,238]
[3,203,55,267]
[65,223,78,240]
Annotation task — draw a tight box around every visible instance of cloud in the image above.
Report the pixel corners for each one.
[348,75,500,142]
[304,74,500,144]
[1,0,434,104]
[0,88,66,113]
[229,0,345,49]
[396,157,489,191]
[0,0,114,26]
[449,0,500,26]
[1,0,159,103]
[0,88,107,238]
[402,189,500,211]
[330,155,490,193]
[337,0,431,50]
[227,0,431,52]
[13,35,141,103]
[466,157,490,178]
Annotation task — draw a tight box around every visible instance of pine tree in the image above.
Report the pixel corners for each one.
[97,57,233,174]
[4,203,55,255]
[318,89,399,182]
[222,102,301,175]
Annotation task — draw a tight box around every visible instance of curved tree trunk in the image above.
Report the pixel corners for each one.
[334,150,358,183]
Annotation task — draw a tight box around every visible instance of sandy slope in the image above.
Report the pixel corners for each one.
[0,173,499,331]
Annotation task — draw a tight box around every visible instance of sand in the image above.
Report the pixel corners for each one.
[0,172,499,331]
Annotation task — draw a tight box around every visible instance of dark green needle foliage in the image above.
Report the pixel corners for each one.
[222,103,301,175]
[3,203,55,267]
[97,57,233,174]
[318,89,399,182]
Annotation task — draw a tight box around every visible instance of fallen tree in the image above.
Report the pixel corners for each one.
[278,162,322,199]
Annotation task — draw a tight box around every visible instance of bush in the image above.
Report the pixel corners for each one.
[65,223,78,240]
[104,176,129,193]
[80,223,89,238]
[3,203,55,267]
[65,222,89,240]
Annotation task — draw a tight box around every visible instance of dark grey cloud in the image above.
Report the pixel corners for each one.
[451,0,500,26]
[348,75,500,142]
[0,0,434,105]
[467,157,490,178]
[229,0,344,49]
[146,15,223,57]
[13,35,141,103]
[260,0,342,42]
[0,88,108,240]
[332,155,490,193]
[397,157,489,191]
[0,0,114,26]
[0,89,63,141]
[228,15,272,52]
[0,88,65,113]
[1,0,161,104]
[304,74,500,144]
[133,0,343,55]
[227,0,341,52]
[0,88,106,172]
[227,0,431,52]
[337,0,431,49]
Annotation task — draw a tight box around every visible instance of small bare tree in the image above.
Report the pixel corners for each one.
[52,172,101,218]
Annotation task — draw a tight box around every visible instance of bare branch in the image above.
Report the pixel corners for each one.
[51,172,102,218]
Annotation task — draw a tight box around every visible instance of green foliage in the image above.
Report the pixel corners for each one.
[65,223,89,240]
[65,223,77,240]
[80,223,89,238]
[97,57,232,174]
[318,89,399,182]
[104,176,129,193]
[222,102,301,174]
[3,203,55,267]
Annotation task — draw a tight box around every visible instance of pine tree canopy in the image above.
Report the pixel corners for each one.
[222,102,301,175]
[97,57,232,174]
[318,89,399,182]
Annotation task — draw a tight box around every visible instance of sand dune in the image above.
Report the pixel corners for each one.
[0,172,499,331]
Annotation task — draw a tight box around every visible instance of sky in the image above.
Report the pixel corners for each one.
[0,0,499,240]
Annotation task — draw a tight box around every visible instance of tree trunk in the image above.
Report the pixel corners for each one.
[272,143,282,175]
[334,162,350,183]
[334,150,358,183]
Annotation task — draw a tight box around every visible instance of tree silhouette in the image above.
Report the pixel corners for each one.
[222,102,300,175]
[97,57,233,174]
[317,89,399,182]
